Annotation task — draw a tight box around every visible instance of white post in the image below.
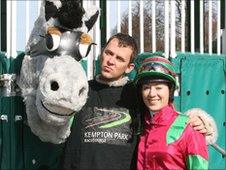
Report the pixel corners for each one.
[170,0,176,58]
[94,0,100,60]
[181,0,186,53]
[152,0,156,53]
[25,1,30,43]
[164,1,169,58]
[200,0,204,54]
[140,1,144,53]
[208,0,213,55]
[85,0,101,79]
[217,0,221,55]
[128,1,132,36]
[6,1,12,57]
[117,1,121,32]
[223,2,226,54]
[83,0,95,80]
[6,0,17,58]
[190,0,195,53]
[106,0,110,40]
[11,1,17,58]
[38,1,42,15]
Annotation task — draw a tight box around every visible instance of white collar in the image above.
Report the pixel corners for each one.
[95,74,129,87]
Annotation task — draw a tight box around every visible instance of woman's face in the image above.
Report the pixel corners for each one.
[141,82,170,112]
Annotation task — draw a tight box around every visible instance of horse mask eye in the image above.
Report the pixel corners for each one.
[46,33,61,51]
[78,33,96,58]
[45,30,95,62]
[78,42,96,59]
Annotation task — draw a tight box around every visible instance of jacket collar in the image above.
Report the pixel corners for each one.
[145,104,177,126]
[95,74,129,87]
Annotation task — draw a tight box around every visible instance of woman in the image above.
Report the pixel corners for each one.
[134,53,208,170]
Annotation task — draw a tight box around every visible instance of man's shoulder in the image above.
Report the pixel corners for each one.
[88,79,103,89]
[88,79,100,88]
[88,79,96,84]
[87,78,135,92]
[125,81,135,87]
[120,81,137,106]
[123,81,136,92]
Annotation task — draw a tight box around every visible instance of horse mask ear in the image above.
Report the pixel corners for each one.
[45,1,61,21]
[85,10,99,32]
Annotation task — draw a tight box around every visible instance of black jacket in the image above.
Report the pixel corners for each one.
[60,78,140,170]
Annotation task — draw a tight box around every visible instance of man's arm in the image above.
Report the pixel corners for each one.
[185,108,218,144]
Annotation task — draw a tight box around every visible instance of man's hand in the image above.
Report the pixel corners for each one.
[185,108,218,144]
[188,115,208,134]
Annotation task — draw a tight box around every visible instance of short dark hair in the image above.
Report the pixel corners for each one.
[102,33,138,63]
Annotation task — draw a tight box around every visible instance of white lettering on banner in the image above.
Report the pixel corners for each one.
[84,131,129,143]
[114,132,128,140]
[84,131,114,138]
[84,138,107,143]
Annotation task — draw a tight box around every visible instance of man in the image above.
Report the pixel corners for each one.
[60,33,216,170]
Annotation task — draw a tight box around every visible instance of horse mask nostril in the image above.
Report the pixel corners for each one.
[50,81,59,91]
[79,87,86,97]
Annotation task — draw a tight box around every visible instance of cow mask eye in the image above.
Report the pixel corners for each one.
[46,33,61,51]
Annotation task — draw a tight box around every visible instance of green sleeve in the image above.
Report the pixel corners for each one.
[186,155,208,170]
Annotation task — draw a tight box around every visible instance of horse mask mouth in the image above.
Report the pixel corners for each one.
[40,100,75,117]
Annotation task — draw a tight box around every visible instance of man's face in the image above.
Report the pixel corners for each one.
[100,38,134,81]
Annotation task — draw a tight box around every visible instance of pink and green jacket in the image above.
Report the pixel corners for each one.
[137,104,208,170]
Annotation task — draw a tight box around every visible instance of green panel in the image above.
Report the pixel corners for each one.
[22,124,64,170]
[0,52,64,170]
[0,52,25,170]
[1,96,24,170]
[0,51,10,73]
[0,97,12,170]
[13,53,64,170]
[0,52,11,170]
[13,96,25,170]
[174,53,226,170]
[80,59,88,73]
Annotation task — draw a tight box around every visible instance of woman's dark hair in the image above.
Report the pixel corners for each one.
[137,76,175,103]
